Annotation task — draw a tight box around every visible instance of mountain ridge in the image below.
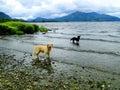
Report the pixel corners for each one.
[0,12,11,19]
[1,11,120,22]
[33,11,120,22]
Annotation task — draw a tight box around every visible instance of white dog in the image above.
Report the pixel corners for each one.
[33,43,53,60]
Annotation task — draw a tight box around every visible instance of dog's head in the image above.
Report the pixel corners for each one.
[78,36,81,39]
[47,43,53,48]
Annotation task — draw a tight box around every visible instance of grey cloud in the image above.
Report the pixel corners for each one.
[0,0,120,19]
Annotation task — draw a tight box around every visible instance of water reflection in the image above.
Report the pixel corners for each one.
[72,42,79,46]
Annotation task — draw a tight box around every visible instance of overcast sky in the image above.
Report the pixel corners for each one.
[0,0,120,19]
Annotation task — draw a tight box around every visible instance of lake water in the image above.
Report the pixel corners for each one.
[0,22,120,75]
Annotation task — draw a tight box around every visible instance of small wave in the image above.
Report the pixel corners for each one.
[45,35,120,43]
[48,32,94,36]
[108,35,120,38]
[54,46,120,56]
[0,47,31,55]
[49,31,120,39]
[1,36,120,56]
[51,58,120,76]
[79,49,120,56]
[45,35,69,39]
[7,38,119,57]
[82,38,120,43]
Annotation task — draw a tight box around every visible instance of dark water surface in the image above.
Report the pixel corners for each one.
[0,22,120,75]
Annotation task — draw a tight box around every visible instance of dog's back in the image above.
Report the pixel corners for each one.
[71,36,80,40]
[70,37,74,40]
[33,45,46,56]
[70,35,81,44]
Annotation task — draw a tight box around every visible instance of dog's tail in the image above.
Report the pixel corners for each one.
[70,38,73,41]
[32,48,36,57]
[32,51,35,56]
[32,50,38,59]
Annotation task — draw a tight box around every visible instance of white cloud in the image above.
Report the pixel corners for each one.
[0,0,120,19]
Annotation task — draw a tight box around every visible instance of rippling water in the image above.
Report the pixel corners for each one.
[32,22,120,75]
[35,22,120,56]
[0,22,120,75]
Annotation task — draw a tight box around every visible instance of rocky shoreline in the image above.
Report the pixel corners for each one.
[0,47,120,90]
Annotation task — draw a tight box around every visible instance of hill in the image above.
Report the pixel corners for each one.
[32,11,120,22]
[30,17,46,22]
[0,12,11,19]
[54,11,120,21]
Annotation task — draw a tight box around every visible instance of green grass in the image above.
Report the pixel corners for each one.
[0,21,48,35]
[39,26,48,32]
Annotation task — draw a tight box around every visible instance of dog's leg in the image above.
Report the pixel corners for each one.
[76,40,78,44]
[33,49,40,60]
[36,53,39,60]
[43,52,47,60]
[73,39,75,43]
[47,52,50,59]
[34,53,39,60]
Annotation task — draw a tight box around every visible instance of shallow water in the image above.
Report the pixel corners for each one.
[0,22,120,75]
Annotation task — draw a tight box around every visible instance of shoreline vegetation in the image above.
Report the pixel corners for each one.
[0,21,48,35]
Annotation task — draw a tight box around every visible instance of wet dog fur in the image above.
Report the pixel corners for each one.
[33,43,53,60]
[70,36,81,44]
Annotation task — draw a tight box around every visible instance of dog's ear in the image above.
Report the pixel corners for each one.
[47,43,53,47]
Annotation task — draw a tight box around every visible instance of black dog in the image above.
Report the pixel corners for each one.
[70,36,81,44]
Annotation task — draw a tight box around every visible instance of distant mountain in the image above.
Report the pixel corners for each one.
[32,11,120,22]
[1,11,120,22]
[31,17,47,22]
[0,12,11,19]
[31,17,57,22]
[54,11,120,21]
